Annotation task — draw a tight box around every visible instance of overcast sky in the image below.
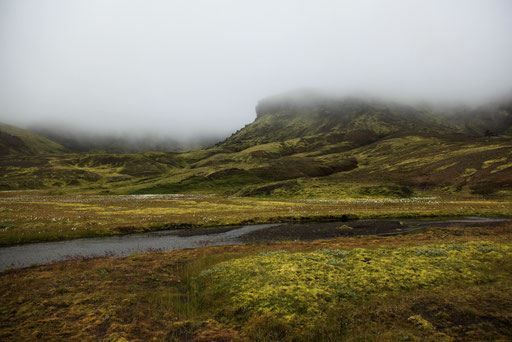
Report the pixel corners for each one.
[0,0,511,139]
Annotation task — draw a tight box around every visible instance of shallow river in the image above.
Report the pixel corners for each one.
[0,217,508,271]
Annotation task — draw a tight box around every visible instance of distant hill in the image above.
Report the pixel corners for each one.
[450,99,512,136]
[30,126,220,153]
[0,122,66,156]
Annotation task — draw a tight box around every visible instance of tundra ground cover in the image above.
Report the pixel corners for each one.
[1,222,512,341]
[197,242,510,338]
[0,191,511,245]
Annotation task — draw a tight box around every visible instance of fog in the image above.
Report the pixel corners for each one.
[0,0,511,141]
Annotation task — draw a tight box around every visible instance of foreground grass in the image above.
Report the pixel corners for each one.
[1,191,511,246]
[1,223,512,341]
[197,242,509,340]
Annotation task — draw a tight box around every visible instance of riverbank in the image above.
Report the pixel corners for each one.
[0,223,277,271]
[2,221,512,341]
[1,217,509,271]
[1,191,511,246]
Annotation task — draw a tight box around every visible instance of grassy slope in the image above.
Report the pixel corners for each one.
[2,134,510,198]
[0,123,66,156]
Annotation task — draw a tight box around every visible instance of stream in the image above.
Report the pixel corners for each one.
[0,217,509,271]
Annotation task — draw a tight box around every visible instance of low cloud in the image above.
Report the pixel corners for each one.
[0,0,511,140]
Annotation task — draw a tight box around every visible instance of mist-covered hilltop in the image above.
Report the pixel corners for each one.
[0,121,223,155]
[29,125,223,154]
[222,90,512,151]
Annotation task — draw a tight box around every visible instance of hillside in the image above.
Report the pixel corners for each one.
[450,99,512,136]
[223,92,450,151]
[222,91,512,151]
[1,93,511,198]
[0,122,66,156]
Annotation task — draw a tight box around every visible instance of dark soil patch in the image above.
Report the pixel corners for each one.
[170,226,242,237]
[408,289,512,339]
[240,219,510,243]
[240,220,406,242]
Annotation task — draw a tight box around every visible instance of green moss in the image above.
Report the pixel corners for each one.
[491,162,512,173]
[435,162,458,172]
[461,168,477,178]
[408,315,435,331]
[197,241,511,337]
[482,157,507,169]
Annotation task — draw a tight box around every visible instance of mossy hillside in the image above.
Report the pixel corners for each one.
[0,152,184,191]
[310,136,512,196]
[1,133,511,197]
[131,170,265,195]
[92,135,503,197]
[451,98,512,135]
[223,95,460,151]
[0,122,66,156]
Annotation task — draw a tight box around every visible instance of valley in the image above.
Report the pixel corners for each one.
[2,1,512,339]
[1,93,512,341]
